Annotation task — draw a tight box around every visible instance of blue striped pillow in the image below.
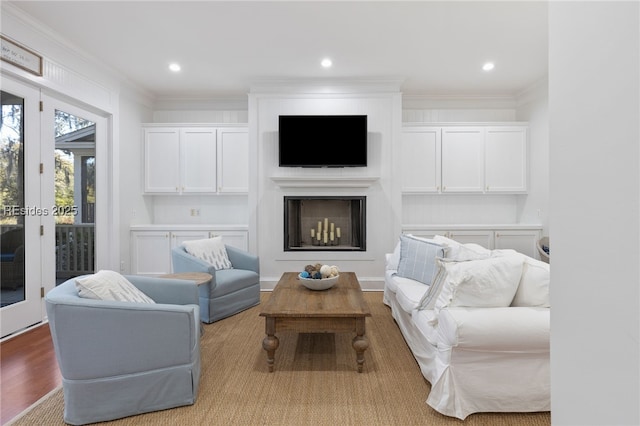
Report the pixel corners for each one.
[396,235,445,285]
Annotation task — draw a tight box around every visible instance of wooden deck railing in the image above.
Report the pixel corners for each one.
[55,225,95,278]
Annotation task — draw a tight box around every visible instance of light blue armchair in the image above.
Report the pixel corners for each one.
[171,244,260,323]
[45,275,201,425]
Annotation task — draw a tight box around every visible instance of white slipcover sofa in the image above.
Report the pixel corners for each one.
[384,234,550,419]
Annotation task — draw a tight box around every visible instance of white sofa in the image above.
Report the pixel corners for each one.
[383,234,550,420]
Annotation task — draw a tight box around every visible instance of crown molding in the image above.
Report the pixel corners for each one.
[250,78,404,95]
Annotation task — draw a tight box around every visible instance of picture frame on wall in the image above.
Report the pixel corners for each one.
[1,35,43,76]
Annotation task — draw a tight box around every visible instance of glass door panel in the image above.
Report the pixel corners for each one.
[1,91,26,306]
[1,78,42,338]
[53,110,96,283]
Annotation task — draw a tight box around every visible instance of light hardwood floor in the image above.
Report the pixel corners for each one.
[0,324,62,425]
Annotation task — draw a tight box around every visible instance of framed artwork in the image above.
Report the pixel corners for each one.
[1,35,43,76]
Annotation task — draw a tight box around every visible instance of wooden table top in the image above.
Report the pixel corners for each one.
[158,272,212,286]
[260,272,371,318]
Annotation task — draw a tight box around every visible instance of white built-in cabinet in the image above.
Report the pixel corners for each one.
[143,125,248,194]
[130,227,249,276]
[402,227,541,260]
[401,124,528,194]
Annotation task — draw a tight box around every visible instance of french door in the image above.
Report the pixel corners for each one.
[1,77,108,338]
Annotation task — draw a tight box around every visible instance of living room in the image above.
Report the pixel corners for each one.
[0,2,638,426]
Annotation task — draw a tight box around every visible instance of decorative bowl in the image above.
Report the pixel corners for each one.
[298,273,339,291]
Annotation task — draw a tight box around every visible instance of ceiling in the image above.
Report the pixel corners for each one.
[9,1,548,100]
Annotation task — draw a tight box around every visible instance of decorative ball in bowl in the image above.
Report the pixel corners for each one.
[298,264,340,290]
[298,273,339,290]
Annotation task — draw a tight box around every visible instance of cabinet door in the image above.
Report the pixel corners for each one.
[441,127,484,192]
[401,128,441,193]
[494,230,540,259]
[170,230,210,249]
[180,128,217,193]
[447,229,494,249]
[209,231,248,251]
[217,128,249,193]
[144,128,180,193]
[130,231,171,275]
[485,127,527,193]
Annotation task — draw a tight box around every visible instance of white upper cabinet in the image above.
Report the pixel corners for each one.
[180,128,217,193]
[144,128,181,193]
[217,128,249,193]
[144,125,248,195]
[441,127,485,193]
[485,127,527,193]
[401,124,528,194]
[401,127,441,193]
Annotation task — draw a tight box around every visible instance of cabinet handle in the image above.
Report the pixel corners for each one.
[436,185,440,191]
[486,186,490,191]
[496,233,500,238]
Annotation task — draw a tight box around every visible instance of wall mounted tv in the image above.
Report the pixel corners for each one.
[278,115,368,167]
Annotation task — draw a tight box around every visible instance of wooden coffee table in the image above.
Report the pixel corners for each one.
[259,272,371,373]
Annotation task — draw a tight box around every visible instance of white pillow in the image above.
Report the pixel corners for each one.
[386,240,401,271]
[433,255,524,313]
[75,270,155,303]
[432,235,492,261]
[183,236,232,270]
[511,256,550,307]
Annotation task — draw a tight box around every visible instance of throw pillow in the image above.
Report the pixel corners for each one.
[396,234,445,285]
[511,255,550,307]
[418,257,452,311]
[433,256,524,313]
[432,234,492,261]
[182,236,232,270]
[75,270,155,303]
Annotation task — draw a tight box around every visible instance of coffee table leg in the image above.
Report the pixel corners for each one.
[262,317,279,372]
[352,317,369,373]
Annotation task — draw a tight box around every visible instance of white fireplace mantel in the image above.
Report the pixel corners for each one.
[270,176,380,189]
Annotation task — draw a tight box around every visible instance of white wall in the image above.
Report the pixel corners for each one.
[516,78,549,234]
[117,92,153,274]
[249,87,402,286]
[549,3,639,425]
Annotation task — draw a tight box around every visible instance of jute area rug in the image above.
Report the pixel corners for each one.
[11,292,550,425]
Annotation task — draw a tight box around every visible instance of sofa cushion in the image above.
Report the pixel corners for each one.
[385,271,416,294]
[434,256,524,313]
[396,235,445,285]
[511,256,550,307]
[396,279,432,313]
[183,236,232,270]
[75,270,155,303]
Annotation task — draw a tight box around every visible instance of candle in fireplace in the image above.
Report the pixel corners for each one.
[336,227,341,238]
[311,229,315,238]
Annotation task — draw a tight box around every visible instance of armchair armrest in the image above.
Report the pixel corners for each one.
[226,245,259,273]
[171,246,217,276]
[128,275,198,306]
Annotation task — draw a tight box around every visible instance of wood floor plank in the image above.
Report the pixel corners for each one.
[1,324,62,425]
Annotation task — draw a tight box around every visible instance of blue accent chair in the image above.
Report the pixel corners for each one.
[171,244,260,323]
[45,275,201,425]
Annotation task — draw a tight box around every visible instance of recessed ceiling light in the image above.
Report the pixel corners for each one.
[482,62,495,71]
[169,63,181,72]
[321,58,333,68]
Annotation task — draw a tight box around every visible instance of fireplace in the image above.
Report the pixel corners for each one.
[284,196,366,251]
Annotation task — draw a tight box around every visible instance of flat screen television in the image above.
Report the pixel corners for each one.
[278,115,367,167]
